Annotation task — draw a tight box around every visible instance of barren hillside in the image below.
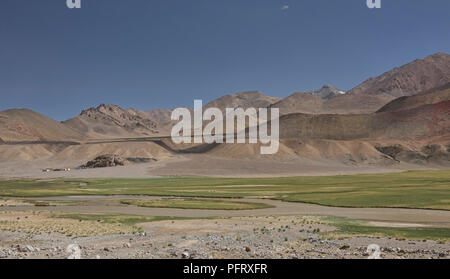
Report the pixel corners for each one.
[272,53,450,115]
[63,104,167,139]
[322,52,450,114]
[377,82,450,113]
[0,109,82,142]
[204,91,281,111]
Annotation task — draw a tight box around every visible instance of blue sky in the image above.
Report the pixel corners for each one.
[0,0,449,120]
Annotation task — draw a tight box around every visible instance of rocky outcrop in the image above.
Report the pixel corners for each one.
[63,104,164,139]
[375,144,450,165]
[80,155,128,169]
[79,154,157,169]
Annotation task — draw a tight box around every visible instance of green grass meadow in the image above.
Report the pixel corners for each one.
[321,216,450,241]
[0,170,449,210]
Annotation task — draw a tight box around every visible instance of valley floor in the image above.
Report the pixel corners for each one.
[0,169,449,259]
[0,154,436,179]
[2,196,450,226]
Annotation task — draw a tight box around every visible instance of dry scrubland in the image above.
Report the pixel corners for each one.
[0,213,449,259]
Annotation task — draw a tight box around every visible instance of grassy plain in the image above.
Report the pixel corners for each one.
[321,216,450,241]
[0,170,449,210]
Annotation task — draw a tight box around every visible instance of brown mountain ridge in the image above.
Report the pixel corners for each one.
[0,52,449,169]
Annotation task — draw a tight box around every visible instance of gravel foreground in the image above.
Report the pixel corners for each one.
[0,215,449,259]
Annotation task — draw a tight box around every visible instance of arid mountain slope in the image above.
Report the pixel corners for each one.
[348,53,450,98]
[204,91,281,110]
[1,53,449,169]
[142,109,174,131]
[377,82,450,113]
[269,85,345,115]
[279,100,450,141]
[0,109,82,142]
[322,52,450,114]
[204,87,450,165]
[49,142,172,162]
[270,93,325,114]
[272,53,450,115]
[143,91,280,131]
[61,53,449,137]
[63,104,166,139]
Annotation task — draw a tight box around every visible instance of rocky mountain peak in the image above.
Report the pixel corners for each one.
[305,85,346,100]
[73,103,161,137]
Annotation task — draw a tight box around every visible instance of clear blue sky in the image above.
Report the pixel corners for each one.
[1,0,449,120]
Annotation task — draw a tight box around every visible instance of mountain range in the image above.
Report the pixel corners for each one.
[0,52,449,170]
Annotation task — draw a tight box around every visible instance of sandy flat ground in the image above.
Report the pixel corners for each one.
[0,154,431,179]
[0,159,173,179]
[146,154,424,177]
